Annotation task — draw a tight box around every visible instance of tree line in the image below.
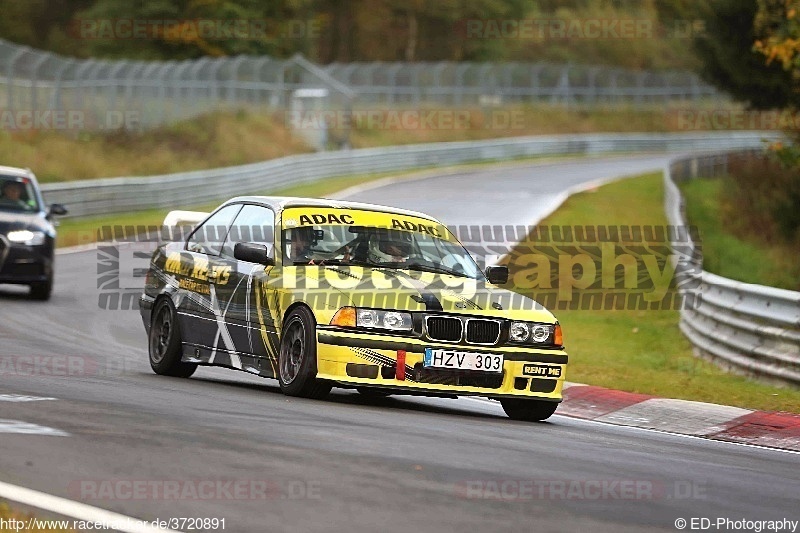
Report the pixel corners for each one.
[0,0,696,70]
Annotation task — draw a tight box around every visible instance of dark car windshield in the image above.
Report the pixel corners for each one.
[0,176,40,213]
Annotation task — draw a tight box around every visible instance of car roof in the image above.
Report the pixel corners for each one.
[0,166,33,179]
[224,196,441,223]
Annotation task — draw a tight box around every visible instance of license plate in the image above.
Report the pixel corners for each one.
[522,364,562,378]
[424,348,503,373]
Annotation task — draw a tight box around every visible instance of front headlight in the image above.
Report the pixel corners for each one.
[509,321,558,345]
[6,230,46,246]
[509,322,530,342]
[330,306,413,332]
[357,309,413,331]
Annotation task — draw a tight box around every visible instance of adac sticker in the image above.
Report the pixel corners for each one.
[282,207,454,241]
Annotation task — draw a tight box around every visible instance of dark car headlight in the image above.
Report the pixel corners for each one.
[6,230,46,246]
[509,321,562,346]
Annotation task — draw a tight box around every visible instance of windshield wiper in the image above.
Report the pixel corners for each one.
[405,262,470,278]
[292,258,371,267]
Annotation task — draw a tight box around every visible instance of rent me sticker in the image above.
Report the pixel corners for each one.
[522,364,562,378]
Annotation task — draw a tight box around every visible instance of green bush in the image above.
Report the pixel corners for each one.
[724,152,800,244]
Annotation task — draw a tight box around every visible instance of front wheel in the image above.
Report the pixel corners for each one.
[30,275,52,301]
[500,398,558,422]
[278,307,331,399]
[149,298,197,378]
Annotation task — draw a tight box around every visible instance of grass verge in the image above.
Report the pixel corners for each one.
[0,500,74,532]
[3,102,747,183]
[504,172,800,413]
[680,178,800,290]
[1,110,312,183]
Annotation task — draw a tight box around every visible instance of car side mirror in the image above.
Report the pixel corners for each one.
[485,265,509,285]
[48,204,68,217]
[234,242,274,266]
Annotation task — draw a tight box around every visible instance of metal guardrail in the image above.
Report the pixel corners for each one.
[665,150,800,387]
[42,131,776,219]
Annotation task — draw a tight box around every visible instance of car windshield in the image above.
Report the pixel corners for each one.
[0,176,39,213]
[281,208,484,280]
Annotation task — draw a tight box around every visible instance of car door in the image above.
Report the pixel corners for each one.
[179,203,242,353]
[217,203,279,375]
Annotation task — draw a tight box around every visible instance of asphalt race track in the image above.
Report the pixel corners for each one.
[1,154,798,532]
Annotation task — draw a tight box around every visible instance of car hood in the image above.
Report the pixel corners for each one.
[292,265,556,322]
[0,210,51,235]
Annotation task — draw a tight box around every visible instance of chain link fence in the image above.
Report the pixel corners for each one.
[322,62,721,106]
[0,37,725,134]
[0,38,354,132]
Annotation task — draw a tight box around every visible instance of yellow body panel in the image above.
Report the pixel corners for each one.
[314,328,566,400]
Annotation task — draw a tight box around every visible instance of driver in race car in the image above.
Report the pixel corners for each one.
[368,234,413,264]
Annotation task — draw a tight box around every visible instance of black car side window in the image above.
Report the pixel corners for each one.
[222,204,275,260]
[186,204,242,256]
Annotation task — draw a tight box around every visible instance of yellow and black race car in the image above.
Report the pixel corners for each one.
[140,196,567,421]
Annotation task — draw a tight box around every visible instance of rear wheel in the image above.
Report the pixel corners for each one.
[278,307,331,399]
[500,398,558,422]
[149,298,197,378]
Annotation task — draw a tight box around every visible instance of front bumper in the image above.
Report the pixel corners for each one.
[0,239,52,284]
[316,327,567,400]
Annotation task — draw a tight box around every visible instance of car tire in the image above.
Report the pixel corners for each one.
[500,398,558,422]
[149,298,197,378]
[30,276,52,301]
[356,387,393,399]
[278,306,331,399]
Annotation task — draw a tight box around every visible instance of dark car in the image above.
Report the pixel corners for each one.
[0,166,67,300]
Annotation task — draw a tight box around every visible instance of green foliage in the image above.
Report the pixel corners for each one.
[681,175,800,290]
[753,0,800,71]
[0,0,701,69]
[724,153,800,245]
[694,0,798,109]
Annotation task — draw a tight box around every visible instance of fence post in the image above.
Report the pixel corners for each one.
[5,46,26,113]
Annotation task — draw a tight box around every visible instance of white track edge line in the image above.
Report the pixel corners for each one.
[0,480,181,533]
